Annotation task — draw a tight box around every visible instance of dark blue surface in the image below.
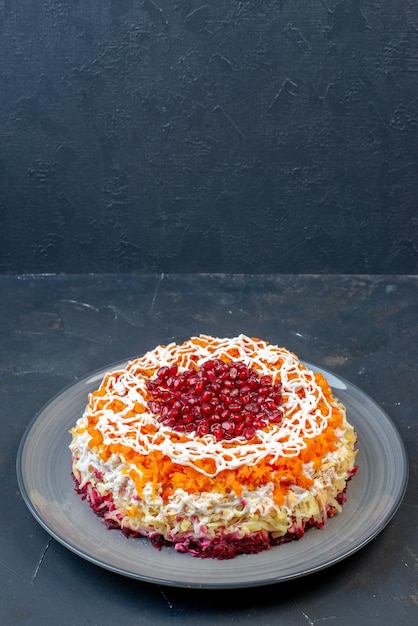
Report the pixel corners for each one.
[1,273,417,625]
[1,1,418,274]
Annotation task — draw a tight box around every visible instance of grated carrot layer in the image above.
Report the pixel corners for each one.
[83,339,346,506]
[85,371,343,506]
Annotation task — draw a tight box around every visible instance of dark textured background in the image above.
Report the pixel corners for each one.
[1,0,418,274]
[1,274,417,625]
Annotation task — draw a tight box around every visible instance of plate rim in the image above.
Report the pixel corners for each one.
[16,358,409,589]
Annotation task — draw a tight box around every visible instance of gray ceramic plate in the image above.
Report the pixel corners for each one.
[16,360,408,588]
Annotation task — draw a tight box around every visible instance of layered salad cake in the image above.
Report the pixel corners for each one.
[69,334,358,559]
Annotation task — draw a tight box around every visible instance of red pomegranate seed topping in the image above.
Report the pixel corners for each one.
[244,426,256,440]
[146,360,283,441]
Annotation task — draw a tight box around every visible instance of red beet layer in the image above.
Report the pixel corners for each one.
[72,466,358,560]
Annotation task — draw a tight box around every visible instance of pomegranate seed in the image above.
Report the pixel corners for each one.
[269,410,283,423]
[222,421,235,435]
[195,380,205,393]
[162,419,176,428]
[146,359,283,440]
[244,426,256,440]
[201,390,213,403]
[211,423,224,440]
[235,422,245,436]
[148,401,161,414]
[222,395,234,407]
[201,403,212,417]
[265,400,277,411]
[156,366,170,379]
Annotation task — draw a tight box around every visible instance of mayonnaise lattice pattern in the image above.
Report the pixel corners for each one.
[84,335,335,477]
